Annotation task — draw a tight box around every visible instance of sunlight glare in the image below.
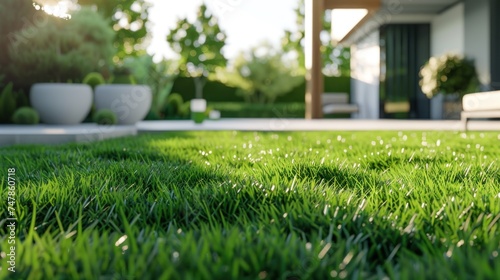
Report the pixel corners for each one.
[331,9,368,43]
[35,0,74,19]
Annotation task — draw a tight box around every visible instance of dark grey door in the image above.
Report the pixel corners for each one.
[379,24,431,119]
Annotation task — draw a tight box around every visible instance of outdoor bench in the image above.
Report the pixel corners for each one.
[322,92,359,116]
[461,90,500,130]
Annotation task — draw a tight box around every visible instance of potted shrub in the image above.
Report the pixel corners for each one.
[82,72,106,123]
[419,53,479,119]
[94,66,152,125]
[8,8,114,124]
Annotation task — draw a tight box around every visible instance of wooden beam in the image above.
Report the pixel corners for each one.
[324,0,381,10]
[305,0,324,119]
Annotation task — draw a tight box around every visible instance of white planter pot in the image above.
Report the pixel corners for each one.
[190,98,207,124]
[209,110,220,120]
[190,98,207,112]
[94,85,152,125]
[30,83,92,125]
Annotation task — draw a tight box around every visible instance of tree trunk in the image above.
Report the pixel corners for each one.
[194,76,207,99]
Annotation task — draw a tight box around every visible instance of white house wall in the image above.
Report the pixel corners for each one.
[464,0,491,87]
[431,2,465,56]
[350,31,380,119]
[430,0,490,87]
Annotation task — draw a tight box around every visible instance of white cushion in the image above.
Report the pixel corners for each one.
[462,90,500,112]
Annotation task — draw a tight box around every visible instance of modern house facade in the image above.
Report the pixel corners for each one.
[348,0,499,119]
[304,0,499,119]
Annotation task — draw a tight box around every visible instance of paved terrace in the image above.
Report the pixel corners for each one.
[137,119,500,132]
[0,119,499,146]
[0,124,136,147]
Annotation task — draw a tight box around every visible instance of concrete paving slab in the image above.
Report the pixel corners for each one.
[0,124,137,147]
[137,119,500,132]
[1,119,499,147]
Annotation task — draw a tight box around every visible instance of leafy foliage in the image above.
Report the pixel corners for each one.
[218,44,303,104]
[77,0,151,60]
[123,55,179,114]
[419,53,480,98]
[8,8,114,88]
[163,93,183,116]
[160,93,191,119]
[166,4,227,99]
[0,0,45,83]
[12,107,40,125]
[0,82,17,123]
[109,66,137,84]
[281,0,351,76]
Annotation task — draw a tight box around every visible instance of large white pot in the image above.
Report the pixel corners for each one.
[94,84,152,125]
[30,83,92,125]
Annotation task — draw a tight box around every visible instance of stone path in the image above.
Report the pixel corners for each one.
[0,124,136,146]
[1,119,499,147]
[137,119,500,132]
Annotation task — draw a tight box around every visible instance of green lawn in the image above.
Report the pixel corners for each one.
[1,131,499,279]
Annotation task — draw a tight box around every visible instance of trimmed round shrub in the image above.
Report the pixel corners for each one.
[93,109,117,125]
[83,72,106,89]
[11,107,39,125]
[168,93,184,107]
[163,93,184,118]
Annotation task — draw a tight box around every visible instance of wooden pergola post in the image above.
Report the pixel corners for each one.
[305,0,381,119]
[305,0,324,119]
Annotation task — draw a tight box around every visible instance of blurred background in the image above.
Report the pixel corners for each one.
[1,0,497,125]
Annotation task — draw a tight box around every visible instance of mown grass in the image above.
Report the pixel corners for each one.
[1,130,499,279]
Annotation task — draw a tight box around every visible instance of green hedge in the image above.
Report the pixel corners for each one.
[209,102,352,119]
[209,102,305,118]
[275,75,351,103]
[172,76,351,103]
[171,77,244,102]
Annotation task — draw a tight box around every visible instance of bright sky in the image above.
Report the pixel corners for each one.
[146,0,298,61]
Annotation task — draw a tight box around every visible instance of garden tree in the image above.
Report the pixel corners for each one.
[8,7,115,88]
[281,0,351,77]
[77,0,151,60]
[166,4,227,99]
[217,43,303,104]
